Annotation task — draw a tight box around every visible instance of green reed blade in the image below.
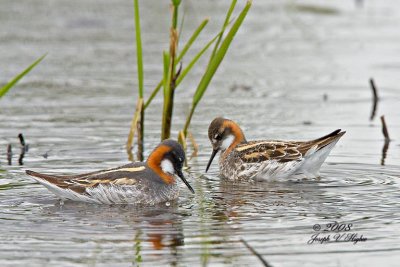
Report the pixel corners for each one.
[175,33,219,86]
[134,0,144,98]
[178,9,185,44]
[127,0,145,161]
[172,0,181,6]
[144,80,162,109]
[0,54,46,99]
[144,18,209,109]
[210,0,237,61]
[171,0,180,29]
[183,1,252,135]
[175,19,234,88]
[163,51,171,96]
[193,1,251,106]
[161,51,171,140]
[177,18,209,63]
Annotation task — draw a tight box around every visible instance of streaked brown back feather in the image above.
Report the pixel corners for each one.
[236,130,345,163]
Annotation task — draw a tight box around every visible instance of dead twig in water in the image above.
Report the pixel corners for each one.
[188,131,199,159]
[18,133,27,165]
[7,144,12,165]
[240,238,273,267]
[380,115,390,166]
[126,98,144,162]
[18,152,24,165]
[136,104,144,162]
[380,115,390,142]
[18,133,25,147]
[369,78,379,121]
[381,140,389,166]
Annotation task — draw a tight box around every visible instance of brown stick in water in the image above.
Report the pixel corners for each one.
[7,144,12,165]
[240,238,273,267]
[380,115,390,142]
[369,78,379,121]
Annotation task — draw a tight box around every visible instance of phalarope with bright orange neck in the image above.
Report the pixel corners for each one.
[26,139,194,204]
[206,117,345,181]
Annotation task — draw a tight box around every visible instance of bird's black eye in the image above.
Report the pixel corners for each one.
[215,134,222,141]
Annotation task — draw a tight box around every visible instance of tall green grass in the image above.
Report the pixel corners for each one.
[127,0,252,160]
[0,54,46,100]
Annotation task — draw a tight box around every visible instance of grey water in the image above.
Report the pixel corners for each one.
[1,0,400,266]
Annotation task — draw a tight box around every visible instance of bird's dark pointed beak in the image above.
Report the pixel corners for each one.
[177,170,194,194]
[205,149,219,173]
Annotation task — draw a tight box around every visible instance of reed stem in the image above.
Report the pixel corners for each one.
[126,98,143,161]
[134,0,144,98]
[127,0,145,160]
[161,2,180,140]
[144,18,210,110]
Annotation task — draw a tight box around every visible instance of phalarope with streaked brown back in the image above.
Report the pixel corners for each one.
[206,117,345,181]
[26,139,194,205]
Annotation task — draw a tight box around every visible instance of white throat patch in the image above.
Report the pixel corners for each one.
[161,159,175,174]
[221,135,235,150]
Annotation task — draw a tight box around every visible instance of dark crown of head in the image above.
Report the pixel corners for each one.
[160,139,185,163]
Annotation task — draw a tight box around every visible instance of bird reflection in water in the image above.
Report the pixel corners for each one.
[130,204,186,266]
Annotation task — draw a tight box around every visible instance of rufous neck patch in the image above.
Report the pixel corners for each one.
[147,145,175,184]
[222,120,246,157]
